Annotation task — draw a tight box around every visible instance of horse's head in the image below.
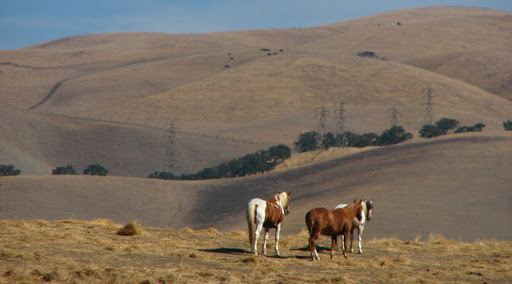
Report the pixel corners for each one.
[355,199,364,222]
[365,199,374,221]
[276,191,291,215]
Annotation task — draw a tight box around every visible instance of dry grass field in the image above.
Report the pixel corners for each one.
[1,6,512,282]
[1,219,511,283]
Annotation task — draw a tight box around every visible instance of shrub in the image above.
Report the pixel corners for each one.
[52,164,77,175]
[0,165,21,176]
[83,164,109,176]
[147,171,175,180]
[455,123,485,133]
[504,120,512,131]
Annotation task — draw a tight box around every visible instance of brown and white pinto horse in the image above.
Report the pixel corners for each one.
[247,192,291,256]
[334,199,373,254]
[305,200,364,260]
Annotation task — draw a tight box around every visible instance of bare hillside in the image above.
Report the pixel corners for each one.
[2,133,511,241]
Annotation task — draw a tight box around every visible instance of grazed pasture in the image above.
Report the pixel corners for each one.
[1,219,510,283]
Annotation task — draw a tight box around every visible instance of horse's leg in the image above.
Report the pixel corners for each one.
[349,227,354,253]
[358,225,364,254]
[253,221,264,255]
[331,235,337,259]
[341,234,345,251]
[275,223,281,256]
[342,231,349,259]
[262,227,270,256]
[310,231,320,261]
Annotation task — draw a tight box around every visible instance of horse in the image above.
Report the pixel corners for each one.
[247,191,291,256]
[334,199,373,254]
[305,200,364,260]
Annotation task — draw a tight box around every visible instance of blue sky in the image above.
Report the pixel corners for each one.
[1,0,511,50]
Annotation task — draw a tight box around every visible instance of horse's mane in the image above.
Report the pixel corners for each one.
[340,200,363,217]
[275,192,290,208]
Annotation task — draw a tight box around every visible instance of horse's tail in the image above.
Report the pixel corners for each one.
[247,201,258,249]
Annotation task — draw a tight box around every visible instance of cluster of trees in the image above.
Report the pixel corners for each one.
[294,125,413,152]
[419,118,487,138]
[148,144,291,181]
[0,165,21,176]
[52,164,109,176]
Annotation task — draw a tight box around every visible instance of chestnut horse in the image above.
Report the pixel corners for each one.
[247,192,291,256]
[334,199,373,254]
[305,200,364,260]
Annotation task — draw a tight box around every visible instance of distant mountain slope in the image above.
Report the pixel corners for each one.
[0,5,511,176]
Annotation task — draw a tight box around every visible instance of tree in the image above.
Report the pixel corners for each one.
[344,132,378,148]
[83,164,109,176]
[268,144,291,162]
[375,126,413,146]
[52,164,77,175]
[294,131,319,152]
[419,124,442,138]
[435,118,459,135]
[321,132,338,149]
[0,165,21,176]
[504,120,512,131]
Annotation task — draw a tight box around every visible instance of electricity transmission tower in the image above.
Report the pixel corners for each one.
[423,88,434,125]
[315,106,329,141]
[390,105,399,127]
[335,101,346,146]
[165,121,177,173]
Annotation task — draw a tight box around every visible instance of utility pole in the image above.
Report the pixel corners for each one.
[423,88,434,125]
[335,101,346,146]
[165,121,177,173]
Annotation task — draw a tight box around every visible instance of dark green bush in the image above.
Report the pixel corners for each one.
[375,126,413,146]
[455,123,485,133]
[504,120,512,131]
[83,164,109,176]
[52,164,77,175]
[420,118,459,138]
[0,165,21,176]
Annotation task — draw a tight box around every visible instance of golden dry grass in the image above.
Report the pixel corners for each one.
[0,219,510,283]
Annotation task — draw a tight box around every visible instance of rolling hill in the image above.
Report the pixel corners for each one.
[0,6,511,241]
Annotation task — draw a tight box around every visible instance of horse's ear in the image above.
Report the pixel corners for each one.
[353,199,357,203]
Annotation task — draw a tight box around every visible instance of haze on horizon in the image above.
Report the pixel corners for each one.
[1,0,511,50]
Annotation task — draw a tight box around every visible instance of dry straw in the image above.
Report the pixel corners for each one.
[116,221,145,236]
